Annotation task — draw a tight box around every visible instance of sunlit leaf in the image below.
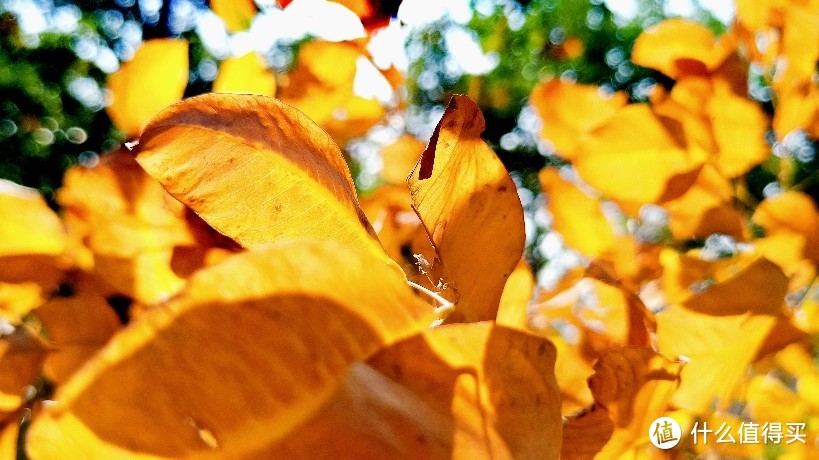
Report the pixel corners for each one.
[58,150,200,304]
[539,168,616,257]
[408,95,525,322]
[496,259,536,329]
[562,347,682,459]
[213,52,276,97]
[661,164,747,240]
[706,91,769,177]
[211,0,257,32]
[34,275,121,384]
[753,191,819,263]
[278,40,359,124]
[574,104,704,205]
[0,327,48,423]
[321,95,385,146]
[657,257,789,413]
[258,322,561,458]
[27,239,435,459]
[632,19,733,79]
[380,135,425,185]
[0,181,67,321]
[530,80,627,159]
[137,93,392,267]
[106,39,188,137]
[0,180,65,258]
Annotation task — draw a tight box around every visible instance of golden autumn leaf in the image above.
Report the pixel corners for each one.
[278,40,359,124]
[359,184,424,268]
[753,191,819,263]
[530,80,627,160]
[380,135,425,185]
[0,417,19,460]
[258,322,561,459]
[0,180,65,258]
[137,93,392,267]
[0,181,67,321]
[210,0,257,32]
[33,275,122,384]
[58,150,201,304]
[662,164,747,240]
[106,39,188,137]
[706,90,770,178]
[776,5,819,92]
[496,259,536,329]
[321,95,385,146]
[562,347,682,459]
[0,326,49,423]
[631,19,733,79]
[27,239,436,459]
[408,95,525,322]
[573,104,704,205]
[657,257,790,413]
[539,168,616,257]
[212,52,276,97]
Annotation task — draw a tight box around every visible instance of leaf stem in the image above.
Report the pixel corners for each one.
[406,280,455,321]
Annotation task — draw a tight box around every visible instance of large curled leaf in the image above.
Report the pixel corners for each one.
[136,93,390,266]
[259,322,561,459]
[27,239,435,459]
[408,95,525,322]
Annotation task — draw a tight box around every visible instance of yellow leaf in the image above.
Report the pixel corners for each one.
[775,85,819,139]
[259,322,561,459]
[662,164,747,240]
[210,0,257,32]
[657,258,789,413]
[574,104,703,204]
[359,184,426,271]
[408,95,525,322]
[106,39,188,137]
[34,275,121,384]
[706,91,770,177]
[496,259,536,329]
[632,19,732,79]
[322,95,385,146]
[745,374,807,424]
[0,181,67,321]
[753,191,819,263]
[539,168,616,257]
[137,93,391,267]
[58,150,200,304]
[530,80,627,159]
[213,52,276,97]
[26,239,435,459]
[278,40,359,124]
[562,347,682,459]
[0,327,48,423]
[0,180,65,258]
[380,135,425,185]
[0,417,19,460]
[776,5,819,91]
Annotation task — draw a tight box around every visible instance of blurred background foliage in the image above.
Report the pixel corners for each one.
[0,0,731,200]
